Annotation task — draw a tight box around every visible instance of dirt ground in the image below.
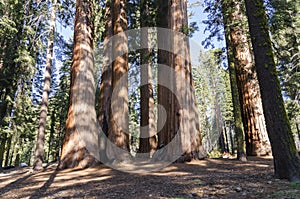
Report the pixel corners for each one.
[0,156,299,199]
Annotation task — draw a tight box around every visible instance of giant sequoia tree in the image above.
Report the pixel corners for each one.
[245,0,300,181]
[58,0,99,169]
[156,0,172,150]
[222,22,247,161]
[221,0,271,156]
[173,0,205,161]
[106,0,130,161]
[156,0,205,161]
[139,0,157,155]
[97,0,113,161]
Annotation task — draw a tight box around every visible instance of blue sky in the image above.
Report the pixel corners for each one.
[188,0,225,49]
[58,0,225,49]
[55,0,226,78]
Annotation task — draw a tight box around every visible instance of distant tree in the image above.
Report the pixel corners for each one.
[194,49,234,157]
[268,0,300,101]
[0,0,45,168]
[245,0,300,181]
[48,40,72,162]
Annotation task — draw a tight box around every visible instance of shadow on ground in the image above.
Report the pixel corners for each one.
[0,156,299,199]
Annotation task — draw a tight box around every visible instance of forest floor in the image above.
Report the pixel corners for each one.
[0,156,299,199]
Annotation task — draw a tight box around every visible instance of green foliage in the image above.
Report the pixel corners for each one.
[289,181,300,189]
[267,0,300,145]
[0,16,18,37]
[270,186,300,199]
[208,149,222,158]
[193,48,234,153]
[43,39,72,162]
[0,0,75,166]
[267,0,300,94]
[202,0,224,48]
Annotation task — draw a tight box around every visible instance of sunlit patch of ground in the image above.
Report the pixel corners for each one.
[0,156,299,199]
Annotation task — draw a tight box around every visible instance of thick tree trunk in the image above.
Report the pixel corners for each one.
[221,0,271,157]
[157,0,172,150]
[58,0,99,169]
[139,0,157,155]
[106,0,130,161]
[33,0,56,170]
[245,0,300,181]
[98,0,113,137]
[98,0,113,162]
[170,0,205,162]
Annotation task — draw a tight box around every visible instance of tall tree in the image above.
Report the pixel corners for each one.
[245,0,300,181]
[58,0,99,169]
[33,0,57,170]
[98,0,113,161]
[156,0,172,150]
[268,0,300,150]
[0,0,44,168]
[106,0,130,161]
[139,0,157,155]
[169,0,205,161]
[224,38,247,160]
[221,0,271,156]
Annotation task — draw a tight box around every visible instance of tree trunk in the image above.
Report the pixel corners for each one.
[156,0,172,150]
[47,110,55,162]
[58,0,99,169]
[106,0,130,161]
[98,0,113,162]
[33,0,56,170]
[139,0,157,155]
[245,0,300,181]
[229,123,235,154]
[170,0,205,162]
[223,125,229,153]
[219,127,226,153]
[0,133,7,170]
[222,17,247,161]
[4,136,12,166]
[221,0,271,157]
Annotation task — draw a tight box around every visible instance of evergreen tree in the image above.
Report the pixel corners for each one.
[34,0,57,170]
[245,0,300,181]
[268,0,300,150]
